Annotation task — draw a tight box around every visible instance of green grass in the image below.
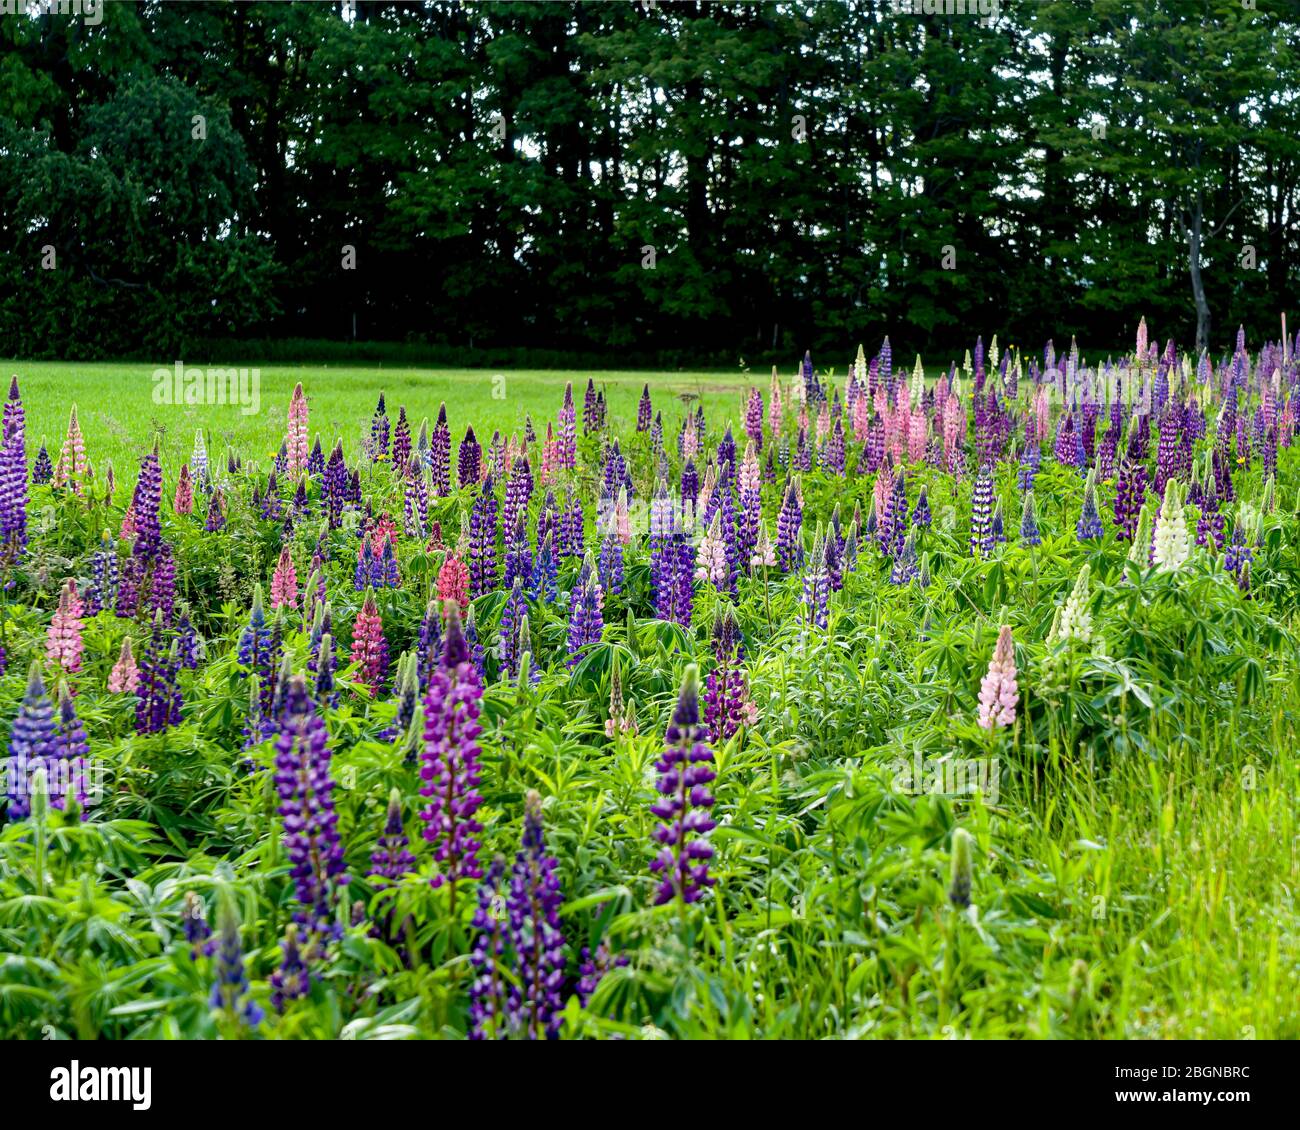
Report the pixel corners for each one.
[6,361,762,487]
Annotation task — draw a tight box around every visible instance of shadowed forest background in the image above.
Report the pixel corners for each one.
[1,0,1297,365]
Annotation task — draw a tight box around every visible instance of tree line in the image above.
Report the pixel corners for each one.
[1,0,1296,365]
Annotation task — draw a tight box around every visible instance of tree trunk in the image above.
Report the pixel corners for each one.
[1184,197,1211,352]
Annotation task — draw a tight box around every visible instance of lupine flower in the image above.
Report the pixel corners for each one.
[205,488,226,532]
[578,941,629,1011]
[1057,564,1093,644]
[276,675,349,939]
[650,665,717,906]
[468,476,499,598]
[1224,516,1253,587]
[269,924,312,1012]
[498,578,528,679]
[419,604,484,910]
[210,890,263,1029]
[35,438,60,490]
[182,891,213,958]
[598,530,623,597]
[802,529,830,630]
[437,553,470,613]
[136,613,182,735]
[369,786,417,946]
[286,382,310,475]
[0,377,29,558]
[969,463,995,556]
[4,662,58,820]
[1152,477,1190,572]
[890,530,919,584]
[744,387,764,451]
[237,585,277,693]
[392,406,411,470]
[1076,470,1104,541]
[1020,490,1041,546]
[370,392,391,459]
[977,625,1019,730]
[46,579,84,674]
[271,546,298,611]
[469,857,509,1039]
[694,510,729,587]
[566,556,605,667]
[637,384,653,432]
[776,478,803,571]
[948,828,974,909]
[172,463,194,515]
[350,591,388,695]
[177,609,203,669]
[506,790,566,1039]
[108,636,140,693]
[703,606,757,741]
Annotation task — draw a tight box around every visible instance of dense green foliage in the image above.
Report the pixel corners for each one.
[1,1,1297,361]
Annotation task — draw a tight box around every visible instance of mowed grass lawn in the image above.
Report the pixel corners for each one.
[4,361,765,488]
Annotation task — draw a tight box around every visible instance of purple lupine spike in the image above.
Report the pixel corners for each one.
[506,790,566,1039]
[531,529,558,602]
[430,404,452,496]
[1020,491,1041,547]
[392,406,411,469]
[880,470,908,558]
[680,459,699,513]
[578,941,629,1011]
[276,674,348,940]
[889,530,919,584]
[776,479,803,572]
[802,529,830,630]
[458,426,482,488]
[136,613,182,735]
[369,787,417,946]
[498,577,528,679]
[1076,472,1104,541]
[371,393,391,460]
[582,378,599,434]
[323,441,348,528]
[307,435,324,477]
[503,513,533,591]
[211,893,263,1029]
[703,606,756,741]
[598,530,623,597]
[403,454,428,539]
[566,555,605,668]
[969,464,995,556]
[637,384,653,432]
[419,603,484,912]
[469,475,499,598]
[557,383,577,470]
[562,489,584,558]
[912,483,931,528]
[503,454,533,537]
[131,445,164,557]
[650,665,717,906]
[33,441,52,485]
[469,856,509,1039]
[4,662,58,820]
[744,388,764,451]
[0,376,29,559]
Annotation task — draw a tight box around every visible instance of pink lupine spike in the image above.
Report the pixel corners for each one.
[108,636,140,693]
[977,625,1019,731]
[173,463,194,515]
[46,579,85,675]
[285,382,310,475]
[271,545,298,611]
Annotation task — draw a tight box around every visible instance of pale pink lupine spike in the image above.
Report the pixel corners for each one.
[108,636,140,693]
[977,625,1019,731]
[285,382,310,475]
[46,579,85,675]
[270,545,299,611]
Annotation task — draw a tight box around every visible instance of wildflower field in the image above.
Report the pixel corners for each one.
[2,330,1298,1041]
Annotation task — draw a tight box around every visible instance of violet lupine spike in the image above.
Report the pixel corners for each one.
[912,483,931,529]
[4,662,59,820]
[776,479,803,572]
[33,440,53,485]
[136,613,182,735]
[1020,491,1041,547]
[598,530,623,597]
[637,384,652,433]
[210,892,263,1029]
[889,530,919,584]
[130,446,164,558]
[276,675,349,940]
[392,406,411,469]
[578,941,629,1011]
[0,376,29,558]
[650,665,717,906]
[557,383,577,470]
[371,392,390,460]
[269,924,312,1012]
[430,404,452,495]
[506,790,566,1040]
[566,555,605,668]
[880,470,908,558]
[469,856,509,1039]
[703,606,756,741]
[744,387,764,452]
[503,513,533,591]
[419,603,485,910]
[802,530,830,631]
[1076,471,1104,541]
[458,425,482,488]
[468,475,499,598]
[498,578,528,679]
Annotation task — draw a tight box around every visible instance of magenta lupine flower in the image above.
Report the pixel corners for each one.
[977,625,1019,730]
[468,476,499,598]
[506,790,566,1039]
[271,546,298,611]
[45,579,85,675]
[419,604,485,910]
[703,606,756,741]
[276,675,349,940]
[776,478,803,571]
[350,591,389,695]
[173,463,194,516]
[136,612,182,735]
[5,662,58,820]
[650,665,717,906]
